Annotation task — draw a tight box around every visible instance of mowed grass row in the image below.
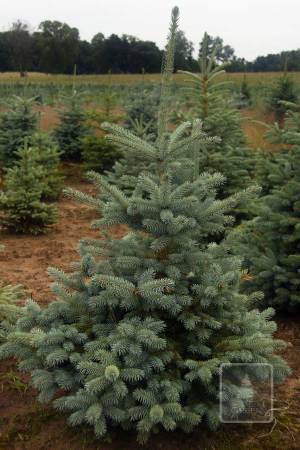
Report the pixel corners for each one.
[1,71,300,86]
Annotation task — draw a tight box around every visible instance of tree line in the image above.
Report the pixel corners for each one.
[0,20,299,75]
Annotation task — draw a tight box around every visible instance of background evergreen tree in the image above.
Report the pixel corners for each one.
[252,102,300,198]
[29,132,64,201]
[53,92,90,161]
[269,74,298,123]
[237,107,300,310]
[177,32,254,217]
[123,86,160,139]
[0,96,39,166]
[239,73,251,107]
[253,148,288,196]
[0,142,57,234]
[82,93,123,174]
[0,8,289,443]
[82,136,121,173]
[179,32,245,151]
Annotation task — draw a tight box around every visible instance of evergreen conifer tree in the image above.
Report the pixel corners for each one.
[237,107,300,310]
[124,86,160,139]
[53,92,90,162]
[253,148,287,196]
[240,73,251,107]
[0,96,39,166]
[269,74,298,124]
[82,100,122,174]
[0,8,289,443]
[82,136,121,174]
[177,33,253,199]
[250,104,298,198]
[30,133,64,201]
[0,142,57,234]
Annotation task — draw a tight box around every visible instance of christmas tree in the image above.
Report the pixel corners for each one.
[253,149,286,197]
[177,33,253,200]
[269,74,298,123]
[237,108,300,310]
[251,105,296,198]
[82,97,122,174]
[124,85,160,139]
[82,135,121,174]
[29,133,64,201]
[0,8,289,443]
[178,32,245,150]
[53,92,90,162]
[240,73,251,107]
[0,142,57,234]
[0,96,39,166]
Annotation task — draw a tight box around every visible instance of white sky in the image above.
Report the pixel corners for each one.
[1,0,299,61]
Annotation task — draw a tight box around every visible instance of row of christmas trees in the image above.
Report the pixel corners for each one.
[0,6,298,442]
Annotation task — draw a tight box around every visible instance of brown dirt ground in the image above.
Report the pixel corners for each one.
[36,106,59,133]
[0,179,300,450]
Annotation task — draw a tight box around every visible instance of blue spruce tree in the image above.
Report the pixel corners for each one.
[0,7,290,443]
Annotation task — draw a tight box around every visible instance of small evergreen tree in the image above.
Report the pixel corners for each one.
[82,136,121,173]
[0,143,57,234]
[252,107,296,198]
[253,148,287,196]
[83,100,123,175]
[0,8,290,443]
[240,73,251,107]
[0,96,39,166]
[178,32,246,151]
[30,133,64,201]
[269,74,298,123]
[124,86,160,139]
[237,105,300,309]
[53,92,90,162]
[177,33,254,216]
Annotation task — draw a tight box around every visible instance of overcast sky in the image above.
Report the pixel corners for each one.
[2,0,299,61]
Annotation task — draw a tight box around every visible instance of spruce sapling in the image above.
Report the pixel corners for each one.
[0,96,39,167]
[177,33,253,201]
[30,133,64,201]
[269,74,298,124]
[237,107,300,310]
[0,142,57,234]
[54,92,90,162]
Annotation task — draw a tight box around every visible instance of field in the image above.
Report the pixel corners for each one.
[1,69,300,450]
[2,71,300,86]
